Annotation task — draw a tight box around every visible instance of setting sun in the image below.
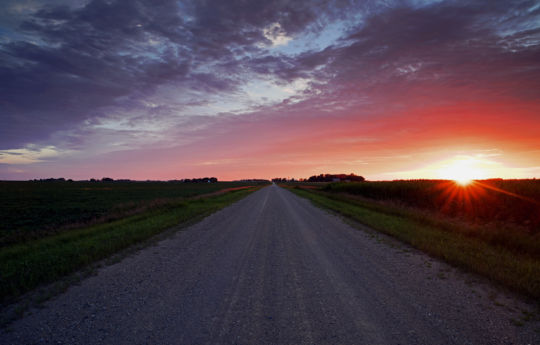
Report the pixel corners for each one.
[438,157,488,185]
[454,176,473,186]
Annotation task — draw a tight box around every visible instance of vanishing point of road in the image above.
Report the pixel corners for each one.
[1,184,539,344]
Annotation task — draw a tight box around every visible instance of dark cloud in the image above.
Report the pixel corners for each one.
[256,0,540,109]
[1,0,189,147]
[1,0,349,148]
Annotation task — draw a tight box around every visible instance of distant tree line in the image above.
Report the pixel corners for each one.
[182,177,218,183]
[272,178,295,182]
[307,173,365,182]
[30,177,219,183]
[272,173,365,183]
[31,177,73,182]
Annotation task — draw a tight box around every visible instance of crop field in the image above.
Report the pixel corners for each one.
[0,180,266,304]
[0,180,258,246]
[321,179,540,232]
[285,180,540,298]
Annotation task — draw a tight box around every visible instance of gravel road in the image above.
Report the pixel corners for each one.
[1,184,539,344]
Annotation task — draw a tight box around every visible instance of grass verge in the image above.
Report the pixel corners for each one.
[288,187,540,299]
[0,187,259,306]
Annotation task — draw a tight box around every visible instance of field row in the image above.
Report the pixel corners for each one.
[322,179,540,232]
[0,181,258,246]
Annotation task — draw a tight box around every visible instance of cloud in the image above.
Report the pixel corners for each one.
[1,0,350,150]
[263,23,292,46]
[0,145,63,164]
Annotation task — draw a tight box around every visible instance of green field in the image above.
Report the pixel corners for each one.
[0,181,266,304]
[285,180,540,298]
[0,180,258,246]
[322,179,540,232]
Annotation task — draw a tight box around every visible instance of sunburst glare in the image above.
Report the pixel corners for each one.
[438,157,488,185]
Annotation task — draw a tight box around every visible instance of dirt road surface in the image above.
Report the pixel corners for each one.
[1,184,539,344]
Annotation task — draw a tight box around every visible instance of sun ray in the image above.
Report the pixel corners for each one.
[474,181,540,205]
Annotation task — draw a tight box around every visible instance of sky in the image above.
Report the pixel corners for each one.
[1,0,539,181]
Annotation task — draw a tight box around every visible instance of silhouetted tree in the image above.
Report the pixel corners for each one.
[307,173,365,182]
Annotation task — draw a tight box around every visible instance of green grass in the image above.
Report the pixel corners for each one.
[0,181,258,246]
[288,187,540,299]
[0,187,259,304]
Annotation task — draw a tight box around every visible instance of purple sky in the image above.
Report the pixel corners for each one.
[1,0,540,180]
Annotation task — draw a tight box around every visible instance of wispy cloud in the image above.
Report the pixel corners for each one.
[0,145,63,164]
